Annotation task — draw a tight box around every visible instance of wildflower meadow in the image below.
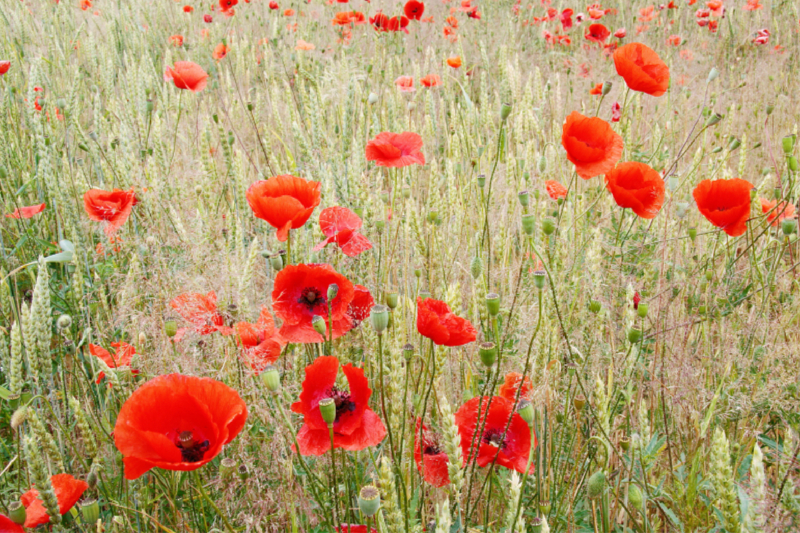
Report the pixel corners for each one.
[1,0,800,532]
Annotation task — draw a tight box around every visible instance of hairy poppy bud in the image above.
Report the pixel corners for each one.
[788,156,799,172]
[219,457,237,482]
[500,102,512,121]
[402,343,414,361]
[627,328,642,343]
[782,219,797,236]
[628,484,643,510]
[327,283,339,301]
[533,270,546,290]
[164,320,178,338]
[319,397,336,425]
[358,485,381,517]
[10,407,27,430]
[518,190,530,207]
[368,92,378,105]
[704,112,723,127]
[312,315,327,337]
[260,365,280,392]
[57,314,72,330]
[688,227,697,241]
[270,252,284,271]
[485,293,500,316]
[479,342,497,367]
[9,502,26,526]
[589,300,601,314]
[370,305,390,333]
[587,470,606,499]
[727,138,741,152]
[81,500,100,524]
[517,399,534,425]
[542,218,556,235]
[521,214,536,236]
[601,81,613,95]
[637,303,648,318]
[477,174,486,188]
[384,291,398,309]
[538,154,547,173]
[707,67,719,83]
[782,135,795,155]
[470,255,483,279]
[573,394,586,411]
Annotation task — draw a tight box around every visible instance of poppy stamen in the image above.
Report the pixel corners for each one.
[483,429,507,449]
[299,287,325,310]
[327,386,356,421]
[176,431,211,462]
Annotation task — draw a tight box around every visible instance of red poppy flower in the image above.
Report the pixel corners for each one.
[246,175,321,242]
[5,203,46,219]
[365,132,425,168]
[89,341,136,383]
[0,61,10,76]
[605,162,665,219]
[585,23,610,43]
[169,34,185,46]
[338,526,377,533]
[183,5,193,12]
[114,374,247,479]
[394,76,416,92]
[170,291,234,341]
[545,180,568,201]
[760,198,796,227]
[212,43,230,60]
[272,263,355,343]
[370,12,389,30]
[387,15,410,32]
[219,0,238,10]
[83,188,138,236]
[0,515,23,533]
[404,0,425,20]
[455,396,536,474]
[446,56,462,68]
[498,372,534,402]
[290,356,386,455]
[347,284,375,326]
[204,14,213,22]
[589,83,603,95]
[414,419,451,487]
[561,111,623,180]
[20,474,88,528]
[560,8,573,29]
[417,297,476,347]
[614,28,626,38]
[692,178,753,237]
[165,61,208,92]
[269,1,278,8]
[234,306,286,372]
[313,206,372,257]
[613,43,670,97]
[421,74,442,87]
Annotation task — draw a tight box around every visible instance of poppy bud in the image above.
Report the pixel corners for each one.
[327,283,338,301]
[637,303,648,318]
[57,314,72,330]
[370,305,390,333]
[375,220,386,232]
[9,502,26,526]
[521,214,536,236]
[704,112,723,127]
[788,156,800,172]
[81,500,100,524]
[727,138,741,152]
[500,102,512,121]
[619,436,631,451]
[219,457,237,482]
[587,470,606,499]
[87,462,100,489]
[479,342,497,367]
[589,300,601,314]
[542,218,556,235]
[238,464,250,481]
[402,343,414,360]
[470,256,482,279]
[358,485,381,517]
[312,315,327,336]
[368,92,379,105]
[414,267,422,278]
[260,365,281,391]
[601,81,612,95]
[10,407,27,430]
[782,135,795,155]
[766,104,774,115]
[517,399,534,425]
[573,394,586,411]
[688,227,697,241]
[782,219,797,236]
[146,100,154,113]
[533,270,546,290]
[485,293,500,316]
[707,67,719,83]
[319,397,336,425]
[705,270,713,281]
[518,190,530,208]
[164,320,178,337]
[270,252,284,271]
[627,328,642,343]
[477,174,486,188]
[538,154,547,173]
[628,484,643,510]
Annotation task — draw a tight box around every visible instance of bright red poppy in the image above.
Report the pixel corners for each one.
[170,291,234,341]
[561,111,623,180]
[246,175,321,242]
[498,372,534,402]
[89,341,136,383]
[219,0,238,10]
[421,74,442,87]
[417,297,476,347]
[760,198,797,227]
[234,306,286,372]
[212,43,230,60]
[387,15,410,32]
[365,132,425,168]
[115,374,247,479]
[605,162,665,219]
[613,43,670,97]
[348,285,375,326]
[20,474,88,528]
[0,61,11,76]
[455,396,536,474]
[0,515,23,533]
[545,180,568,200]
[169,34,184,46]
[272,263,355,343]
[585,23,610,43]
[370,12,389,30]
[83,188,137,236]
[204,14,213,22]
[693,178,753,237]
[5,203,46,219]
[182,5,193,12]
[404,0,425,20]
[447,56,462,68]
[338,526,377,533]
[332,11,365,24]
[165,61,208,92]
[313,206,372,257]
[589,83,603,95]
[414,419,451,487]
[291,356,386,455]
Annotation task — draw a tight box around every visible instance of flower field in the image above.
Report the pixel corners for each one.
[1,0,800,532]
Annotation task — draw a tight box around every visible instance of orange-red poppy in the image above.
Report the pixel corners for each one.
[421,74,442,87]
[89,342,135,369]
[760,198,796,227]
[219,0,238,10]
[613,42,670,97]
[114,374,247,479]
[415,419,451,487]
[81,0,92,10]
[394,75,415,92]
[20,474,88,528]
[692,178,753,237]
[0,60,10,76]
[332,10,365,25]
[605,161,665,219]
[170,291,234,341]
[165,61,208,92]
[545,180,567,200]
[183,4,193,12]
[365,131,425,168]
[0,515,23,533]
[83,188,138,235]
[234,306,286,372]
[246,175,321,242]
[284,8,295,16]
[446,56,462,68]
[561,111,623,179]
[404,0,425,20]
[313,206,372,257]
[498,372,534,402]
[585,23,610,43]
[5,203,46,219]
[589,83,603,95]
[212,43,230,60]
[417,297,476,346]
[169,34,184,46]
[296,39,315,50]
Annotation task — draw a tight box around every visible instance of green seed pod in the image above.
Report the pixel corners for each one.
[589,300,601,314]
[312,315,327,337]
[358,485,381,517]
[688,227,697,241]
[319,397,336,425]
[620,436,631,451]
[402,343,414,361]
[573,394,586,411]
[384,291,398,309]
[530,517,543,533]
[787,156,799,172]
[327,283,339,301]
[9,502,26,525]
[782,219,797,236]
[586,470,606,499]
[485,293,500,316]
[518,190,530,207]
[370,305,390,333]
[705,112,723,127]
[627,328,642,343]
[517,399,534,425]
[260,365,280,391]
[219,457,237,482]
[238,464,250,481]
[628,484,644,510]
[533,270,546,290]
[601,81,613,95]
[57,314,72,330]
[521,214,536,236]
[782,135,795,155]
[81,500,100,524]
[542,218,556,235]
[479,342,497,367]
[705,270,713,281]
[500,102,512,121]
[165,320,178,338]
[477,175,486,188]
[270,252,284,271]
[637,303,648,318]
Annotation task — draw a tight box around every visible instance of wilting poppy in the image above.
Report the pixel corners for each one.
[498,372,534,403]
[404,0,425,20]
[605,162,665,219]
[5,203,46,219]
[347,285,375,326]
[585,23,610,43]
[89,342,136,382]
[296,39,315,50]
[455,396,536,474]
[0,515,23,533]
[417,297,476,347]
[545,181,568,201]
[365,132,425,168]
[0,61,10,76]
[212,43,230,60]
[338,525,377,533]
[760,198,796,227]
[692,178,753,237]
[246,175,321,242]
[165,61,208,92]
[272,263,355,343]
[291,355,386,455]
[414,419,451,487]
[170,291,234,341]
[114,374,247,479]
[613,43,670,97]
[561,111,623,179]
[169,34,185,46]
[20,474,88,528]
[446,56,462,68]
[313,206,372,257]
[421,74,442,87]
[83,188,138,236]
[394,75,415,92]
[234,306,286,372]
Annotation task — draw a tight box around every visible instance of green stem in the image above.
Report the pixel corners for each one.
[193,470,236,533]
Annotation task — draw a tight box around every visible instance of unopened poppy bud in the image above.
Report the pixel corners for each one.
[146,100,154,113]
[219,457,237,482]
[688,227,697,241]
[637,303,648,318]
[500,102,512,121]
[312,315,327,336]
[87,462,101,490]
[164,320,178,337]
[138,332,147,347]
[517,399,534,425]
[477,175,486,188]
[573,394,586,411]
[81,500,100,524]
[542,218,556,235]
[705,270,713,281]
[358,485,381,517]
[766,104,774,115]
[707,67,719,83]
[537,154,547,173]
[402,343,414,360]
[260,365,281,391]
[327,283,339,301]
[384,291,398,309]
[9,502,26,526]
[237,464,250,481]
[727,138,741,151]
[620,436,631,451]
[370,305,390,333]
[705,112,723,127]
[270,252,284,271]
[675,202,689,218]
[57,314,72,330]
[368,92,378,105]
[589,300,601,314]
[533,270,546,290]
[628,484,643,510]
[521,214,536,236]
[470,256,482,279]
[10,406,27,430]
[518,190,530,207]
[485,293,500,316]
[319,397,336,425]
[782,219,797,236]
[414,267,422,278]
[782,135,795,155]
[788,156,800,172]
[479,342,497,367]
[601,81,613,95]
[587,470,606,499]
[627,328,642,343]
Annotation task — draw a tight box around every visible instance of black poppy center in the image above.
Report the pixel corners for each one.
[328,386,356,421]
[176,431,211,463]
[424,443,442,455]
[482,429,507,449]
[299,287,326,310]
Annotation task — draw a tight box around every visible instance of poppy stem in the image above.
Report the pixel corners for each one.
[169,90,184,168]
[509,423,537,533]
[328,425,341,529]
[376,333,396,460]
[192,469,236,533]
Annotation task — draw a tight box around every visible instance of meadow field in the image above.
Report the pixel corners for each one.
[1,0,800,531]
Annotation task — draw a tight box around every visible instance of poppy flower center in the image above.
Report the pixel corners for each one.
[424,442,442,455]
[482,428,507,449]
[328,386,356,421]
[299,287,326,311]
[175,430,211,463]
